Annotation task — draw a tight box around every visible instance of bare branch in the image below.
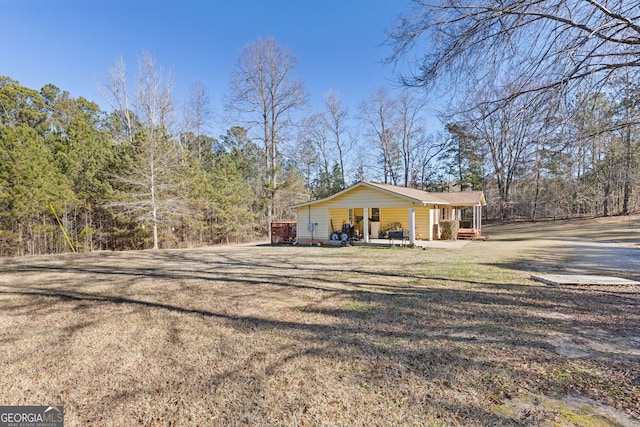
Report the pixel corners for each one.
[388,0,640,106]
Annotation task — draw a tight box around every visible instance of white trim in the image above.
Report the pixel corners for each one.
[409,206,415,246]
[363,208,369,243]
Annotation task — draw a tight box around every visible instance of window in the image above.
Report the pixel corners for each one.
[370,208,380,222]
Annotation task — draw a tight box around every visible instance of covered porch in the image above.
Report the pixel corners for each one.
[326,201,484,246]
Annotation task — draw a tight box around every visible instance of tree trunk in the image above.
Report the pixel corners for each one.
[151,160,159,250]
[603,181,610,217]
[622,125,632,215]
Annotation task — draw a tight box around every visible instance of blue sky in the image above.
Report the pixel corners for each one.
[2,0,437,135]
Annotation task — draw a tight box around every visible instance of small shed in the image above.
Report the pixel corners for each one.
[270,221,297,245]
[289,181,486,245]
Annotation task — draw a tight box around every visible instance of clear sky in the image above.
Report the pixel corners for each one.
[2,0,435,135]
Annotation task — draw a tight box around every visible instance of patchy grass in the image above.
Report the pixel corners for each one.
[0,217,639,426]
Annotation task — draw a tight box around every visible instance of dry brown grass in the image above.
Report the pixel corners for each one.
[1,217,639,426]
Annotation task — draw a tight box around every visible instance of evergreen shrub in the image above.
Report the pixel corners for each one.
[439,220,460,240]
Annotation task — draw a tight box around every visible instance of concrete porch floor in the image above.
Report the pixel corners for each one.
[350,239,472,249]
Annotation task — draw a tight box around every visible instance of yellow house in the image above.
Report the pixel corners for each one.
[289,181,486,245]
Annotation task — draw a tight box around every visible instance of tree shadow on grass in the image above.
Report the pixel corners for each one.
[1,247,639,424]
[1,286,564,425]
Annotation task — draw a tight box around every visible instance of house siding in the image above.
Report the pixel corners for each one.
[328,208,350,237]
[415,207,432,240]
[379,208,408,230]
[369,207,432,240]
[295,206,355,242]
[315,186,417,208]
[296,205,329,242]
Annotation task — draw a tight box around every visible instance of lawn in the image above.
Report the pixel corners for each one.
[1,218,639,426]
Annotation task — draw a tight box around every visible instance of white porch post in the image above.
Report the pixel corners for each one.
[434,206,440,240]
[472,206,477,230]
[408,206,415,246]
[363,208,369,243]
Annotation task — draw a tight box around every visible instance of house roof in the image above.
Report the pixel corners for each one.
[360,182,450,204]
[434,190,486,206]
[289,181,485,209]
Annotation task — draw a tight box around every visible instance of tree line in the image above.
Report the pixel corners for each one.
[0,75,262,256]
[2,2,640,256]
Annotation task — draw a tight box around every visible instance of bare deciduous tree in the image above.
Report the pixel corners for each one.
[97,55,135,143]
[105,52,180,250]
[463,85,553,219]
[183,80,214,159]
[414,131,453,191]
[389,0,640,105]
[609,69,640,214]
[297,91,354,196]
[324,90,352,188]
[396,91,428,187]
[300,112,331,180]
[360,87,401,185]
[226,36,307,230]
[360,88,431,187]
[136,52,177,249]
